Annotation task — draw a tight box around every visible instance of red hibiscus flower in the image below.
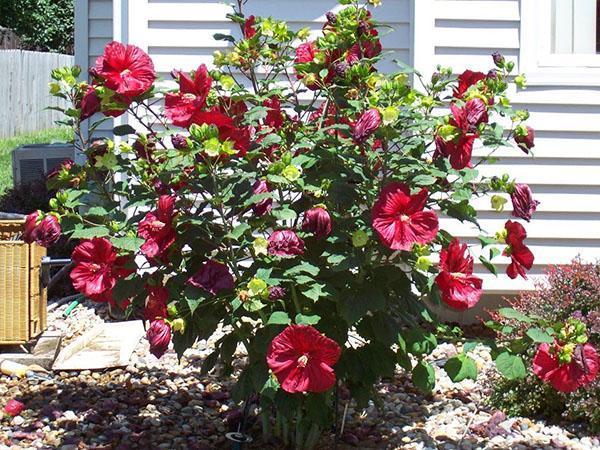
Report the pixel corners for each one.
[511,183,540,222]
[244,15,257,39]
[138,195,177,260]
[533,342,599,393]
[371,183,439,251]
[434,134,477,171]
[294,41,320,89]
[70,237,133,303]
[453,70,486,99]
[147,319,171,359]
[165,65,212,127]
[352,109,381,143]
[79,87,101,120]
[302,207,332,239]
[144,285,169,320]
[252,179,272,216]
[435,239,483,310]
[93,41,155,100]
[503,220,534,279]
[346,29,382,64]
[187,260,235,295]
[515,126,535,153]
[266,325,341,393]
[264,97,285,129]
[268,230,305,257]
[191,107,251,156]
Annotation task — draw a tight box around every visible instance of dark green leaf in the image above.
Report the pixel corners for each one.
[412,361,435,393]
[444,354,478,382]
[495,352,526,380]
[113,124,137,136]
[526,327,554,343]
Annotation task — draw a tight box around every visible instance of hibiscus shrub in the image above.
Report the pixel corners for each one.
[35,0,598,446]
[488,259,600,432]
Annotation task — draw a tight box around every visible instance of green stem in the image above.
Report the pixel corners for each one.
[291,284,301,316]
[295,403,304,450]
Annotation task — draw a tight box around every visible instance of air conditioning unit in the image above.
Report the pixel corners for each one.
[12,143,76,186]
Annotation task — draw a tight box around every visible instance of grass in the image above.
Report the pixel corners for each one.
[0,128,73,194]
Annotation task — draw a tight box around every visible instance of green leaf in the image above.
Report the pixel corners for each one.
[113,124,137,136]
[295,314,321,325]
[412,174,437,186]
[272,208,297,221]
[412,361,435,393]
[526,327,554,343]
[267,311,291,325]
[71,225,110,239]
[111,236,144,252]
[444,354,478,382]
[225,223,250,241]
[489,247,501,259]
[479,255,498,276]
[284,262,320,277]
[478,235,498,247]
[495,352,527,380]
[85,206,109,216]
[405,328,438,356]
[339,285,385,325]
[213,33,235,43]
[497,307,534,323]
[302,282,328,302]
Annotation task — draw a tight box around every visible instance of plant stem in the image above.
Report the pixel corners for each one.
[291,284,301,315]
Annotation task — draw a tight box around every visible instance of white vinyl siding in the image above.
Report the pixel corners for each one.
[79,0,600,303]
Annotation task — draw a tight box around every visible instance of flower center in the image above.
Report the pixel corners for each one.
[297,354,309,368]
[120,69,131,76]
[399,214,410,223]
[183,93,197,100]
[451,272,466,279]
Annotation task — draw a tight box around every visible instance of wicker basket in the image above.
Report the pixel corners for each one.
[0,220,47,344]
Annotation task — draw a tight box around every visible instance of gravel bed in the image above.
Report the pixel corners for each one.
[1,301,599,449]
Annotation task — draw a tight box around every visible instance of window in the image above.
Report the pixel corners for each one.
[551,0,597,54]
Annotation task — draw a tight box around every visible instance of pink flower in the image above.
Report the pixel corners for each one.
[92,41,155,100]
[252,179,272,216]
[165,65,212,127]
[515,126,535,153]
[268,230,305,257]
[3,399,25,417]
[435,239,483,310]
[187,260,235,295]
[453,70,486,99]
[371,183,439,251]
[22,212,61,248]
[70,238,133,303]
[138,195,177,260]
[266,325,341,393]
[144,285,169,321]
[302,207,332,239]
[511,184,539,222]
[352,109,381,143]
[503,220,534,279]
[533,342,599,393]
[147,319,171,359]
[79,87,101,120]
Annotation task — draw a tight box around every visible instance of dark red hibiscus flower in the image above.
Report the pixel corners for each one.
[165,65,212,127]
[244,15,257,39]
[191,107,251,156]
[435,239,483,310]
[371,183,439,251]
[79,87,101,120]
[252,179,272,216]
[264,96,285,129]
[503,220,534,279]
[453,70,486,99]
[144,285,169,320]
[187,260,235,295]
[138,195,177,260]
[434,134,477,171]
[23,212,61,248]
[70,238,133,303]
[346,29,382,64]
[294,41,320,89]
[268,230,305,257]
[147,319,171,359]
[533,342,599,392]
[266,325,341,393]
[511,183,540,222]
[302,206,332,239]
[92,41,155,100]
[353,109,381,143]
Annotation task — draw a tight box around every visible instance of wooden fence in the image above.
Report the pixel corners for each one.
[0,50,74,138]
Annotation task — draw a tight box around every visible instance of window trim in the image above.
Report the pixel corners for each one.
[520,0,600,86]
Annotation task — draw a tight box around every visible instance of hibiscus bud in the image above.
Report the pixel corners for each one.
[35,215,62,248]
[23,211,40,244]
[171,318,186,334]
[268,286,287,301]
[333,61,349,77]
[352,109,381,143]
[268,230,305,257]
[302,206,332,239]
[252,179,272,216]
[514,74,527,89]
[147,319,171,359]
[357,21,369,36]
[487,69,498,79]
[510,183,540,222]
[4,399,25,417]
[80,87,101,121]
[325,11,337,24]
[492,51,505,68]
[514,126,535,153]
[171,134,189,150]
[491,195,507,212]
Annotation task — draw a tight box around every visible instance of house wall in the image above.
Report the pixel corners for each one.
[78,0,600,304]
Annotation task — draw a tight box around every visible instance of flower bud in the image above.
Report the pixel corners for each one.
[171,318,186,334]
[491,195,508,212]
[352,109,381,143]
[268,286,287,301]
[510,183,539,222]
[514,126,535,153]
[302,206,332,239]
[171,134,189,150]
[492,51,505,68]
[325,11,337,24]
[147,319,171,359]
[514,74,527,89]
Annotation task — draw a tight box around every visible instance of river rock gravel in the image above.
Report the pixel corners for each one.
[1,300,598,449]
